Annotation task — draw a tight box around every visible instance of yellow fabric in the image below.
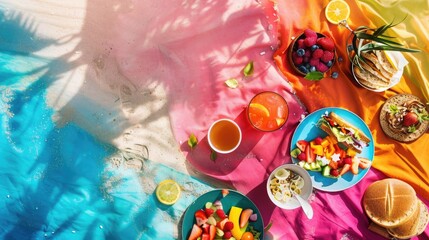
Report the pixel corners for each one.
[273,0,429,200]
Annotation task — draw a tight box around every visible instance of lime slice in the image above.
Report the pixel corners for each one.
[155,179,181,205]
[225,78,239,89]
[325,0,350,24]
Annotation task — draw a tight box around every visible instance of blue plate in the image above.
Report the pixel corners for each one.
[181,189,264,239]
[290,107,374,192]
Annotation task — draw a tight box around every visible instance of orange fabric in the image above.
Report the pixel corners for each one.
[273,0,429,200]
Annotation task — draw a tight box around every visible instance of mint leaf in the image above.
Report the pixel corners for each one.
[389,104,398,114]
[243,61,254,77]
[187,133,198,149]
[210,150,217,162]
[304,71,324,81]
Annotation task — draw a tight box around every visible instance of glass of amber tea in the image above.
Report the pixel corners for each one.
[247,91,289,131]
[208,119,242,154]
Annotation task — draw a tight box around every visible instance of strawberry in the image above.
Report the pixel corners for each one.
[403,112,419,126]
[216,218,229,230]
[216,209,227,220]
[297,152,306,161]
[304,37,317,47]
[202,223,210,234]
[305,144,316,163]
[188,224,203,240]
[314,137,323,145]
[316,62,328,72]
[312,49,324,59]
[296,140,309,152]
[195,209,208,226]
[209,225,216,240]
[204,208,214,218]
[330,168,339,177]
[223,231,232,239]
[317,37,335,51]
[201,233,210,240]
[304,29,317,39]
[223,221,234,231]
[321,50,334,63]
[343,156,353,165]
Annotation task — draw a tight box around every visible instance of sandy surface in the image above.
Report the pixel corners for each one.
[3,0,192,177]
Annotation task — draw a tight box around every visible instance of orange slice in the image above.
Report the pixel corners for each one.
[325,0,350,24]
[249,103,270,117]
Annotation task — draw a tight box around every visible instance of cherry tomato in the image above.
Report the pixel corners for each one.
[241,232,254,240]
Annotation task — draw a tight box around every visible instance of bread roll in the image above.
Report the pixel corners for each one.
[388,200,429,239]
[363,178,418,228]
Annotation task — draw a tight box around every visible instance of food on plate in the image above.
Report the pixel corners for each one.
[289,29,336,75]
[317,112,371,153]
[291,133,371,179]
[353,50,398,90]
[187,193,261,240]
[380,94,429,142]
[363,178,429,239]
[269,167,305,202]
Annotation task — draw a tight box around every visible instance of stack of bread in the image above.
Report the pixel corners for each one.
[353,50,397,91]
[363,178,429,239]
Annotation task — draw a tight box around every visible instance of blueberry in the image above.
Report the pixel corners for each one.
[347,44,354,52]
[326,60,333,67]
[338,57,343,62]
[298,65,309,73]
[296,48,305,57]
[309,66,316,72]
[311,45,319,51]
[331,72,339,79]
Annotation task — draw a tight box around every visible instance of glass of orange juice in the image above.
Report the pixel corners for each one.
[208,119,242,154]
[247,91,289,131]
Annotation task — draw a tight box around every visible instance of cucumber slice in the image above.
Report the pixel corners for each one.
[310,162,322,171]
[303,162,312,170]
[322,165,331,177]
[290,148,301,158]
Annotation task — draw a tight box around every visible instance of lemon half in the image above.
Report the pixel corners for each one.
[155,179,181,205]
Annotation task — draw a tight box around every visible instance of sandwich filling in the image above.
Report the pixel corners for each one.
[317,115,369,151]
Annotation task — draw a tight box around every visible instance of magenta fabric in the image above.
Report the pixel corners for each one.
[113,0,429,238]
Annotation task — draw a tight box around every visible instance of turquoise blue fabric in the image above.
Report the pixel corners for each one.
[0,12,213,240]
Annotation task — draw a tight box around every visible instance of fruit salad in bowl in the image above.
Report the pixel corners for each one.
[288,29,336,76]
[182,189,263,240]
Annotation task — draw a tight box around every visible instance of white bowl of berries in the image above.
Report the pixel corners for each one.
[288,29,336,76]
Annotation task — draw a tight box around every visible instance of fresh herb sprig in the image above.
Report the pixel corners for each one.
[341,17,420,66]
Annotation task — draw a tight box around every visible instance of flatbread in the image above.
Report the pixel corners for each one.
[388,200,429,239]
[353,65,389,90]
[379,94,429,142]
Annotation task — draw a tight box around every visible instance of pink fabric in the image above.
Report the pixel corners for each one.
[113,0,429,238]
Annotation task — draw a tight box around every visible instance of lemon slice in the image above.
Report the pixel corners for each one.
[155,179,181,205]
[325,0,350,24]
[249,103,270,117]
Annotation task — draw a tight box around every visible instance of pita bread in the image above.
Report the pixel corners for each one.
[375,50,397,75]
[379,94,429,142]
[361,51,394,79]
[353,65,389,90]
